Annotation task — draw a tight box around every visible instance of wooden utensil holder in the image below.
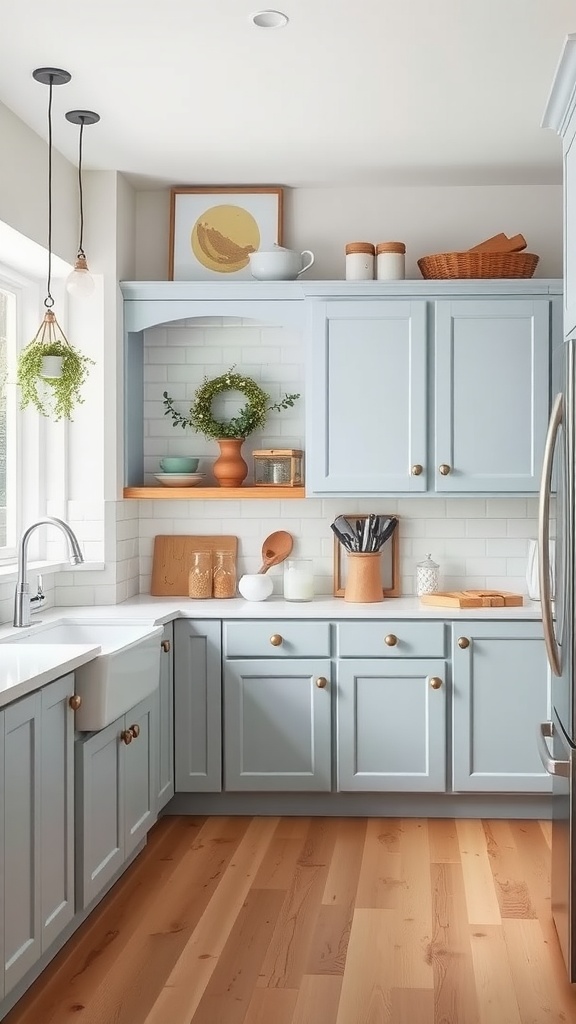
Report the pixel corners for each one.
[344,552,384,603]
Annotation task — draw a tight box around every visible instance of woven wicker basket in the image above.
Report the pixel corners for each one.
[417,251,539,280]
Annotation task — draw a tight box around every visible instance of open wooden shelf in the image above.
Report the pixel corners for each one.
[123,486,306,500]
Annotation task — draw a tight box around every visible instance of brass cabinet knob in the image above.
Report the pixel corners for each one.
[68,694,82,711]
[457,636,470,649]
[270,634,283,647]
[411,464,423,476]
[129,724,141,739]
[384,634,398,647]
[161,639,171,653]
[121,729,133,745]
[429,676,443,689]
[439,464,451,476]
[316,677,328,689]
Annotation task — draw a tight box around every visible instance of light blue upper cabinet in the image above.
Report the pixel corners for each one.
[434,299,551,492]
[306,299,428,493]
[306,287,558,496]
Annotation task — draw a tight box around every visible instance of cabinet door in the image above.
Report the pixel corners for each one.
[224,658,332,791]
[76,718,123,910]
[174,620,221,792]
[124,694,157,859]
[307,299,428,492]
[3,692,41,994]
[40,674,75,951]
[435,299,551,492]
[157,622,174,810]
[452,623,552,793]
[337,658,447,792]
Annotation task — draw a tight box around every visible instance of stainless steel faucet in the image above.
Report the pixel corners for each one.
[13,516,84,627]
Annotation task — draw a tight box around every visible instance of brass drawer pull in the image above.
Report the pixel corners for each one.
[429,676,442,689]
[270,634,283,647]
[129,724,140,739]
[161,639,171,653]
[439,464,451,476]
[411,464,423,476]
[121,729,133,745]
[457,636,470,649]
[316,677,328,689]
[384,634,398,647]
[69,694,82,711]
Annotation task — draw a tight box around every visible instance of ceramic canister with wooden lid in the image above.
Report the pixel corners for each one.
[376,241,406,280]
[345,241,375,280]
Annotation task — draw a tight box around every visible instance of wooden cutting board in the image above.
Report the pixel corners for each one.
[150,535,238,596]
[420,589,524,608]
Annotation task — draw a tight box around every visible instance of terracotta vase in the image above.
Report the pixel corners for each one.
[213,437,248,488]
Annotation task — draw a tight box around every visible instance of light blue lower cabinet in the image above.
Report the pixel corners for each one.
[174,620,222,793]
[3,673,75,997]
[223,658,332,791]
[157,622,174,810]
[75,691,157,910]
[337,658,447,792]
[452,622,552,793]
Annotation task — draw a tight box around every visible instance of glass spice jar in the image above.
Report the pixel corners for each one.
[345,242,375,280]
[416,553,440,597]
[213,549,237,599]
[188,550,212,599]
[376,241,406,280]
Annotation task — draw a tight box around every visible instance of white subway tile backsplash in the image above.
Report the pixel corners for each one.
[487,498,527,518]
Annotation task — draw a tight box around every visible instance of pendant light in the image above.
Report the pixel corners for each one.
[31,67,72,368]
[65,109,100,297]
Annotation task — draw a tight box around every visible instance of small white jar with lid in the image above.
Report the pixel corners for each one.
[345,242,375,281]
[416,553,440,597]
[376,241,406,280]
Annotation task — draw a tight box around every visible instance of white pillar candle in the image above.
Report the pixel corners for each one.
[283,559,314,601]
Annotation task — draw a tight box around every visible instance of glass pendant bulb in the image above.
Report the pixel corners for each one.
[66,253,95,296]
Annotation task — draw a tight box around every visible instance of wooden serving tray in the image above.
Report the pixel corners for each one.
[420,589,523,608]
[150,535,238,596]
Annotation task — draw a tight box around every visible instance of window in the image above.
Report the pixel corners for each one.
[0,282,17,555]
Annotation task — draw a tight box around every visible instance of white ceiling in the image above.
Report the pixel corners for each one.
[0,0,573,190]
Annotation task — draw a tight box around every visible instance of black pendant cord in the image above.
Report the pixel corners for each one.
[44,76,54,310]
[77,119,85,259]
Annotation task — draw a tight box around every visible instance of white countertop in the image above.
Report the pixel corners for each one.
[0,644,101,706]
[0,595,544,709]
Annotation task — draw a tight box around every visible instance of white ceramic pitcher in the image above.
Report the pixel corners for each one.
[249,244,315,281]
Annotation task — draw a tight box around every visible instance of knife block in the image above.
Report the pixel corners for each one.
[344,552,384,603]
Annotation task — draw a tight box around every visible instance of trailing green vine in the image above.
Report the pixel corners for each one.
[17,337,94,421]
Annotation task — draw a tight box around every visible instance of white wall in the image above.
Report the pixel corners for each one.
[134,183,563,281]
[0,100,77,259]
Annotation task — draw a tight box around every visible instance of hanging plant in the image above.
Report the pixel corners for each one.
[162,366,300,440]
[17,312,94,421]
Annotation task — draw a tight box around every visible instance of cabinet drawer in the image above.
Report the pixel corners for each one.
[224,621,331,658]
[337,621,445,657]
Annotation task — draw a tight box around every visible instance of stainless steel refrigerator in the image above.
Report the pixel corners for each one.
[538,336,576,981]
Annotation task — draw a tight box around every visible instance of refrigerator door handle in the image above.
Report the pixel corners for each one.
[537,721,570,777]
[538,391,563,677]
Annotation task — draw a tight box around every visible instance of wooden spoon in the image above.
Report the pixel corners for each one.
[257,530,293,573]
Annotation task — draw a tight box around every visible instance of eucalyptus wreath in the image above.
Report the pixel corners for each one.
[163,367,299,440]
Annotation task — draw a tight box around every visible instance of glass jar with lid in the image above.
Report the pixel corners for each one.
[188,550,212,599]
[416,553,440,597]
[213,549,237,599]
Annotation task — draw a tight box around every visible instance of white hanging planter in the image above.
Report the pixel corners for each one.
[40,355,63,379]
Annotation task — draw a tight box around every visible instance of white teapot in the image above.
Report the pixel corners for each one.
[249,244,315,281]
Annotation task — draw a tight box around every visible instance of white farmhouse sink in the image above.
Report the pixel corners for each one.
[3,619,163,731]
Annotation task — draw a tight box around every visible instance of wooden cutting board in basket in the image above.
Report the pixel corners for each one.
[150,535,237,596]
[420,589,523,608]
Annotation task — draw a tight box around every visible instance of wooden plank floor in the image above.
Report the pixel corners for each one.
[5,815,576,1024]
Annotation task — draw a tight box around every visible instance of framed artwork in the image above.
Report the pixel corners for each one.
[169,186,284,280]
[333,514,401,597]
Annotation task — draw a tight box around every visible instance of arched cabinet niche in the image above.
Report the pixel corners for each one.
[121,281,307,498]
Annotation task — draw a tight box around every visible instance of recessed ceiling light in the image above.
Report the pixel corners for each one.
[251,10,289,28]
